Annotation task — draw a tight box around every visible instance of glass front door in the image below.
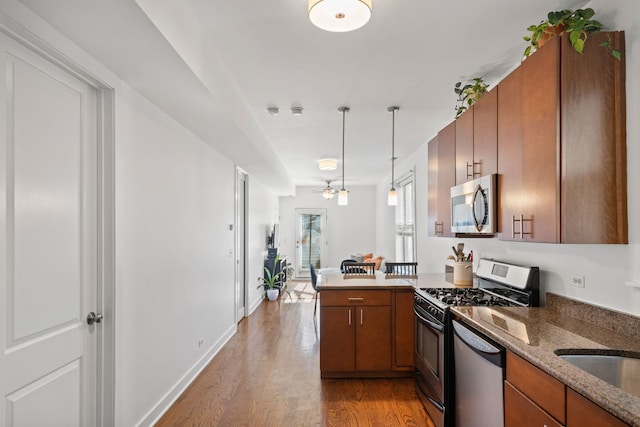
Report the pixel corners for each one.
[295,208,327,278]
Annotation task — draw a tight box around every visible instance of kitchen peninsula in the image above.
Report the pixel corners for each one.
[317,272,449,378]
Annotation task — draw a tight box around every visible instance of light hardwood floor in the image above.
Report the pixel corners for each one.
[155,282,433,426]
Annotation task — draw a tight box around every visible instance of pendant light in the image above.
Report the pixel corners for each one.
[308,0,372,33]
[338,106,349,206]
[388,106,399,206]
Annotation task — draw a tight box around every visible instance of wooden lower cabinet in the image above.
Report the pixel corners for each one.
[319,289,412,378]
[567,388,629,427]
[506,351,565,423]
[394,290,414,369]
[506,351,630,427]
[505,381,563,427]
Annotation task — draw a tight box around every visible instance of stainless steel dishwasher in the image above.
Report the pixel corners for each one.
[452,319,505,427]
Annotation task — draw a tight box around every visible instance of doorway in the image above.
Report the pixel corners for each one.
[235,169,248,322]
[295,208,327,278]
[0,29,114,426]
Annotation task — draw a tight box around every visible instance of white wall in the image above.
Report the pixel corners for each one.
[246,178,279,312]
[0,3,280,426]
[116,87,237,425]
[279,186,378,274]
[376,0,640,315]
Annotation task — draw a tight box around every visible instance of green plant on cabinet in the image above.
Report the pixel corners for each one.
[454,77,489,119]
[523,8,621,59]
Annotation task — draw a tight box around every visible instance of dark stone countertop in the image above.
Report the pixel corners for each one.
[451,293,640,426]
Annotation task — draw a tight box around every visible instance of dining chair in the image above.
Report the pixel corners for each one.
[343,262,376,279]
[385,262,418,279]
[340,259,357,273]
[310,264,319,317]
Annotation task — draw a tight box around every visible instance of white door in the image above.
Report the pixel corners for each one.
[236,170,247,322]
[295,208,327,278]
[0,33,99,427]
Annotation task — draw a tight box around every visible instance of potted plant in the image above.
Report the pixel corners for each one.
[454,77,489,119]
[523,8,621,59]
[257,255,291,301]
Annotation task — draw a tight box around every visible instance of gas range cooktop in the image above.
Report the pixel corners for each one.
[421,287,524,307]
[415,258,540,310]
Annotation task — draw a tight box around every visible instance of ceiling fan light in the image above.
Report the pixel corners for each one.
[322,188,335,199]
[318,158,337,170]
[308,0,372,33]
[388,188,398,206]
[338,189,348,205]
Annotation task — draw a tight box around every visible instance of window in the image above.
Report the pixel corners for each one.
[395,171,416,262]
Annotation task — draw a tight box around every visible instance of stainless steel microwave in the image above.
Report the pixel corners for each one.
[450,174,497,234]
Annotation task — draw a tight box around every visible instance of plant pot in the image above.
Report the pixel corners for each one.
[539,24,565,48]
[266,289,279,301]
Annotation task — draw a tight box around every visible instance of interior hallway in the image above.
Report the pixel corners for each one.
[155,282,431,426]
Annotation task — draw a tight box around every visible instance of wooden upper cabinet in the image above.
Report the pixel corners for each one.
[456,87,498,185]
[455,107,473,184]
[498,32,627,243]
[427,126,455,237]
[499,35,560,243]
[473,88,498,178]
[560,31,627,244]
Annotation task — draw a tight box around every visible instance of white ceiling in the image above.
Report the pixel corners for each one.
[18,0,587,194]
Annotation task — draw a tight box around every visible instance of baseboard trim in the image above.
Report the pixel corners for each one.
[139,323,237,426]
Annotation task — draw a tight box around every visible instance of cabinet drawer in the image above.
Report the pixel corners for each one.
[320,290,391,307]
[506,351,566,424]
[567,388,629,427]
[505,381,563,427]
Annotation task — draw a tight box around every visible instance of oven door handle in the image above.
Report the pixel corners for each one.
[413,307,444,332]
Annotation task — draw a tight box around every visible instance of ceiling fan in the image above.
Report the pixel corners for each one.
[312,180,338,199]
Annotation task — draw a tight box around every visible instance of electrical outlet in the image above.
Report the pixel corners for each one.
[198,339,204,348]
[571,276,585,288]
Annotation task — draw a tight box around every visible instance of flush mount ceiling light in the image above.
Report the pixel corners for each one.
[267,107,279,116]
[308,0,372,33]
[318,158,337,171]
[291,106,304,115]
[337,106,350,206]
[388,106,399,206]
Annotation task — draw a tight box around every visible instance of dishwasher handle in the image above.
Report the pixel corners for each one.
[452,319,504,367]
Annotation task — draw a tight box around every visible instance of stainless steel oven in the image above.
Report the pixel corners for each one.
[414,258,539,427]
[414,294,451,427]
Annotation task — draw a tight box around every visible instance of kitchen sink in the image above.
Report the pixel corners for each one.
[555,350,640,398]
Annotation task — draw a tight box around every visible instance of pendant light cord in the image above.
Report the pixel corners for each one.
[389,106,399,189]
[342,108,345,189]
[339,106,349,190]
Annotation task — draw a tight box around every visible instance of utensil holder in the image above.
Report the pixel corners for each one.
[453,261,473,286]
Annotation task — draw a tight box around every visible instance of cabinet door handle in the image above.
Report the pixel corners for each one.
[348,309,352,326]
[434,221,443,236]
[360,308,363,325]
[521,214,533,239]
[348,297,364,302]
[512,214,520,238]
[466,161,482,179]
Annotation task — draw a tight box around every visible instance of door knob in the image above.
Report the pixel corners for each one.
[87,312,103,325]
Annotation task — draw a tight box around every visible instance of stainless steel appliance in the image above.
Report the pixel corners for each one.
[450,174,497,234]
[413,258,539,427]
[452,319,505,427]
